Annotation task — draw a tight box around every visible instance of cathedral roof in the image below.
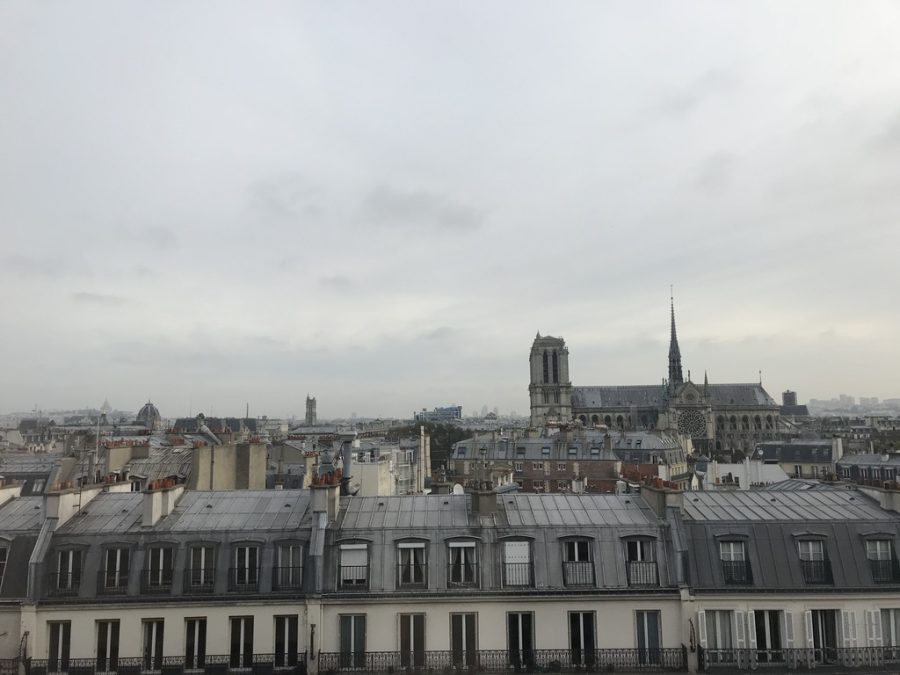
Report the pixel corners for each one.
[572,385,665,408]
[703,383,777,407]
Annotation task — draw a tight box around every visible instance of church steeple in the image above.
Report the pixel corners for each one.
[668,293,684,388]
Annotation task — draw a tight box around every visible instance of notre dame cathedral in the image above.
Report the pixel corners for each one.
[528,300,783,455]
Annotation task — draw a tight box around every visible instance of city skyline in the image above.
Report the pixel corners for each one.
[3,2,900,418]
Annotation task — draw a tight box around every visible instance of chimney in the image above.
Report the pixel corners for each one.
[339,433,356,496]
[143,481,184,528]
[311,478,340,522]
[471,480,497,518]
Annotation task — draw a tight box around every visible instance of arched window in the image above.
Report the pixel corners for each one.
[729,416,737,430]
[616,415,624,429]
[552,351,559,384]
[604,415,612,427]
[754,415,762,430]
[765,415,773,430]
[717,416,725,429]
[542,351,549,383]
[579,415,587,424]
[591,415,599,425]
[741,415,750,430]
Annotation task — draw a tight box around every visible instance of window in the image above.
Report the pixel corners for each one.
[0,545,6,588]
[541,447,551,457]
[507,613,534,668]
[532,462,544,471]
[625,540,658,586]
[532,480,545,491]
[231,545,259,591]
[636,611,662,664]
[448,541,477,587]
[701,611,733,665]
[274,615,299,668]
[185,618,207,670]
[808,610,838,663]
[720,541,750,584]
[450,614,477,667]
[144,546,174,592]
[398,542,426,587]
[339,615,366,668]
[563,539,594,586]
[102,547,129,593]
[187,545,215,592]
[798,540,830,584]
[96,620,120,673]
[274,543,303,591]
[48,622,71,672]
[557,463,567,471]
[399,614,425,668]
[867,540,895,582]
[569,612,596,666]
[882,609,900,653]
[503,541,532,587]
[340,544,368,589]
[229,617,254,669]
[514,462,523,472]
[142,620,164,672]
[753,610,785,663]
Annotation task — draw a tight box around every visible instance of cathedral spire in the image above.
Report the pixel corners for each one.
[668,292,684,388]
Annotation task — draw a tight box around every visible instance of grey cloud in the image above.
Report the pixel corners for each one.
[1,254,89,279]
[71,292,128,306]
[694,152,737,193]
[420,326,454,341]
[134,226,177,250]
[318,275,355,291]
[868,112,900,151]
[248,173,325,224]
[363,185,483,231]
[655,69,739,118]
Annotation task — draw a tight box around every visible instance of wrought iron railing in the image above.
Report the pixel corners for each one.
[318,648,685,673]
[627,560,659,586]
[338,565,369,590]
[870,558,899,583]
[446,562,479,588]
[272,565,304,591]
[700,646,900,671]
[228,566,260,592]
[141,568,174,593]
[29,652,307,674]
[46,572,81,596]
[800,559,833,584]
[721,560,752,584]
[97,569,129,594]
[183,567,216,594]
[563,560,595,586]
[0,659,18,675]
[502,562,534,587]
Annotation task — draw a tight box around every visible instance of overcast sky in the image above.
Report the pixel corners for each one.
[2,2,900,419]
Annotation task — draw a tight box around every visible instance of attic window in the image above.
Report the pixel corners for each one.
[635,440,642,448]
[516,447,526,457]
[542,447,551,456]
[457,447,467,456]
[568,447,578,456]
[590,447,600,455]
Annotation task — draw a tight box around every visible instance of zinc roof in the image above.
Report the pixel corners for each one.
[0,496,44,530]
[56,492,143,534]
[502,493,657,527]
[157,490,310,532]
[340,495,469,529]
[682,489,893,522]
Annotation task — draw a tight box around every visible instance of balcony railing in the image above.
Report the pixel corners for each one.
[46,572,81,596]
[563,560,595,586]
[721,560,752,585]
[626,560,659,586]
[140,568,174,594]
[227,567,259,592]
[397,563,427,588]
[447,562,479,588]
[272,565,304,591]
[338,565,369,590]
[97,570,129,595]
[183,568,216,594]
[502,562,534,587]
[870,558,900,583]
[318,648,685,673]
[800,559,833,584]
[28,652,307,675]
[700,646,900,671]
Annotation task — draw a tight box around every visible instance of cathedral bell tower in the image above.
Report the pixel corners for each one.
[529,333,573,427]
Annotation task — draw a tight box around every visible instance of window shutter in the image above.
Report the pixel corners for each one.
[734,611,746,649]
[841,610,854,648]
[783,611,794,649]
[804,611,814,649]
[697,611,707,649]
[505,541,531,563]
[871,609,884,647]
[747,610,757,650]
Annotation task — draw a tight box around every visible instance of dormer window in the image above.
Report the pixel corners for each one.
[798,540,832,584]
[719,541,751,584]
[397,542,427,588]
[503,541,533,587]
[448,541,478,588]
[562,539,594,587]
[625,539,658,587]
[274,543,303,591]
[143,546,174,593]
[541,447,551,457]
[340,543,368,590]
[230,545,259,592]
[101,547,130,594]
[867,539,898,583]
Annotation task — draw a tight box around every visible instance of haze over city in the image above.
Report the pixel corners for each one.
[2,2,899,418]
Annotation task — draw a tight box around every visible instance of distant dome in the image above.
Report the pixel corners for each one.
[136,401,162,430]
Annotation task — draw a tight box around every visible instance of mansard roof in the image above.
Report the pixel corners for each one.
[682,489,891,522]
[501,493,659,528]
